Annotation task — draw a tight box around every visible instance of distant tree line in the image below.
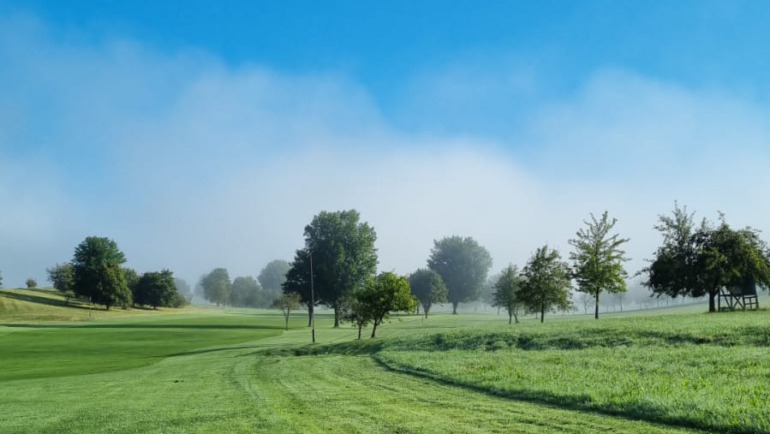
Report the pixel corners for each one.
[196,259,290,308]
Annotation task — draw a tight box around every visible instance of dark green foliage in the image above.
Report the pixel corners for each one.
[302,209,378,327]
[408,268,448,318]
[200,268,231,306]
[72,236,131,310]
[0,270,3,287]
[230,276,262,307]
[349,272,415,338]
[124,268,141,305]
[518,245,572,322]
[134,270,176,309]
[25,278,37,289]
[427,236,492,314]
[47,263,75,303]
[643,204,770,312]
[492,265,524,324]
[273,292,302,330]
[569,211,630,319]
[283,248,315,326]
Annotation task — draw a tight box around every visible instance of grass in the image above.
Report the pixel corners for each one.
[1,288,768,433]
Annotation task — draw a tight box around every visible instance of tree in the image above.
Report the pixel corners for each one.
[230,276,262,307]
[302,210,378,327]
[47,263,76,304]
[569,211,630,319]
[25,278,37,289]
[351,272,415,338]
[0,270,3,288]
[427,236,492,314]
[283,248,316,326]
[258,260,290,293]
[72,236,131,310]
[174,278,193,304]
[274,292,302,331]
[518,245,572,322]
[124,268,141,306]
[134,270,176,309]
[643,204,770,312]
[493,265,524,324]
[200,268,231,306]
[408,268,448,318]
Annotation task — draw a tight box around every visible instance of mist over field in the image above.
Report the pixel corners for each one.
[3,11,770,287]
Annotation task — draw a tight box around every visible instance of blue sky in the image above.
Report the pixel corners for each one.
[2,1,770,288]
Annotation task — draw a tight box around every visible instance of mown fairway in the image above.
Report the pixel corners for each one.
[1,289,769,433]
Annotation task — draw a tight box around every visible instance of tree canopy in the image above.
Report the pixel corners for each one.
[643,204,770,312]
[200,268,231,306]
[518,245,572,322]
[569,211,630,319]
[258,260,290,293]
[230,276,262,307]
[47,263,75,304]
[427,236,492,314]
[348,272,415,338]
[492,265,525,324]
[408,268,448,318]
[283,248,315,326]
[134,270,176,309]
[72,236,131,310]
[302,209,378,327]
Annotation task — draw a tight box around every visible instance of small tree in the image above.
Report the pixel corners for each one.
[274,292,302,331]
[492,265,524,324]
[408,268,448,318]
[354,272,416,338]
[47,263,75,304]
[518,245,572,322]
[25,278,37,289]
[569,211,630,319]
[343,295,373,340]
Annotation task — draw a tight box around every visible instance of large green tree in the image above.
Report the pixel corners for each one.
[200,268,231,306]
[569,211,630,319]
[643,204,770,312]
[230,276,262,307]
[72,236,131,310]
[518,245,572,322]
[302,210,378,327]
[408,268,448,318]
[134,270,176,309]
[47,263,75,304]
[427,236,492,314]
[258,260,290,293]
[493,265,525,324]
[350,272,415,338]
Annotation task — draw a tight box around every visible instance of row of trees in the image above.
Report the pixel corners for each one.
[47,236,189,310]
[197,260,290,308]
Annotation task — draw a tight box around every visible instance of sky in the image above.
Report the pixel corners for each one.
[2,1,770,287]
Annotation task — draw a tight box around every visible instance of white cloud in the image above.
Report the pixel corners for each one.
[2,12,770,291]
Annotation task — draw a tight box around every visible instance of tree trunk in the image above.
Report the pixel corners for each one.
[415,304,420,316]
[284,313,289,331]
[424,306,429,319]
[594,290,600,319]
[452,302,458,314]
[540,303,545,323]
[307,304,313,327]
[508,312,512,325]
[371,322,378,338]
[513,312,519,324]
[357,323,362,340]
[334,307,340,327]
[709,290,717,313]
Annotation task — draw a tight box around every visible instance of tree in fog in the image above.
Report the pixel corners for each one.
[47,263,75,304]
[569,211,630,319]
[408,268,447,318]
[258,260,290,293]
[301,210,378,327]
[492,265,524,324]
[274,292,302,331]
[518,245,572,322]
[72,236,131,310]
[283,248,316,326]
[642,204,770,312]
[25,278,37,289]
[174,278,192,304]
[200,268,231,306]
[230,276,262,307]
[350,272,415,338]
[428,236,492,314]
[134,270,176,309]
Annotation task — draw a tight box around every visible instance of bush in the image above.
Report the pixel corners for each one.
[26,278,37,289]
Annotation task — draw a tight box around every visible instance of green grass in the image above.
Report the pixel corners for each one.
[1,288,768,433]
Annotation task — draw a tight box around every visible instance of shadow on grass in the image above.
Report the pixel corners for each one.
[0,291,93,311]
[0,323,285,330]
[372,357,734,434]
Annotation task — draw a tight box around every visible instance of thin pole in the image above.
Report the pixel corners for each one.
[309,249,316,344]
